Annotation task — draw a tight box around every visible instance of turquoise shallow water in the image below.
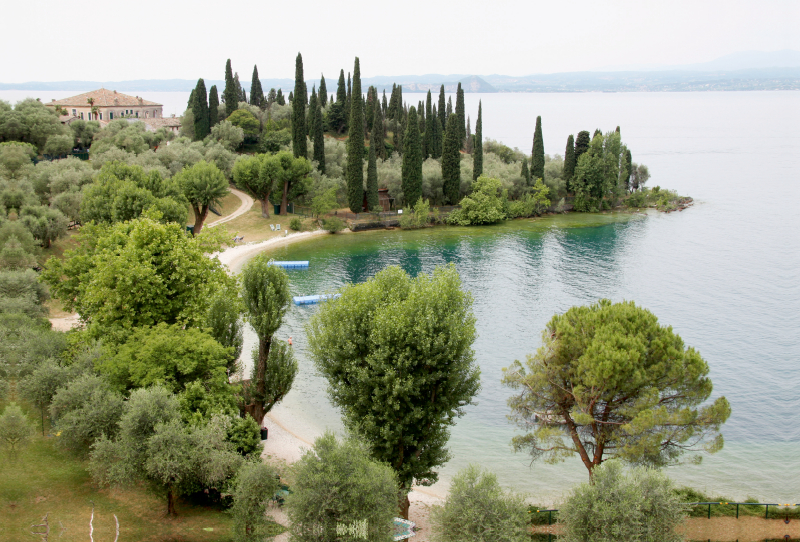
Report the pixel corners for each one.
[240,91,799,503]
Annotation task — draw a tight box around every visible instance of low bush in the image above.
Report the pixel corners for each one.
[290,217,303,231]
[321,216,345,233]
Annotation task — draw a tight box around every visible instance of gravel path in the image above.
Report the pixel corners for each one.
[207,187,253,227]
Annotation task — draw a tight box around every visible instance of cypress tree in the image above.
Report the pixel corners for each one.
[234,72,244,103]
[623,148,632,192]
[292,52,307,159]
[313,98,325,174]
[192,78,210,141]
[381,90,387,116]
[430,105,441,159]
[530,116,545,183]
[473,101,483,180]
[187,89,196,112]
[337,70,347,104]
[307,85,318,138]
[575,130,591,162]
[441,113,462,205]
[208,85,219,127]
[289,91,294,103]
[446,96,453,119]
[276,88,285,106]
[564,134,576,185]
[366,86,376,134]
[401,106,422,207]
[250,65,264,108]
[455,82,465,148]
[223,59,238,117]
[346,58,364,213]
[319,75,327,107]
[593,128,602,138]
[520,157,530,185]
[387,84,398,119]
[345,72,352,121]
[465,116,473,154]
[366,125,379,211]
[438,85,446,133]
[423,90,433,160]
[373,100,386,160]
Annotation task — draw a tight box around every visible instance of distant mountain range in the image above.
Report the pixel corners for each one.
[3,51,799,93]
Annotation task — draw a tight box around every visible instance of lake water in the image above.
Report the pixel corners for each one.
[5,88,798,503]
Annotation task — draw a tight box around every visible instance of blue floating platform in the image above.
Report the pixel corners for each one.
[269,261,309,269]
[293,294,341,305]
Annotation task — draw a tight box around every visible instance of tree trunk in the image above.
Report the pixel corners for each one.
[260,197,271,218]
[193,205,209,235]
[398,489,410,520]
[280,179,289,215]
[167,487,176,516]
[244,336,272,426]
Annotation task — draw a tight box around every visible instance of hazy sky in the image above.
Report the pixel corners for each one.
[3,0,798,82]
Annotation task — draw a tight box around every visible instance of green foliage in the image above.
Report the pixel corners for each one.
[226,415,262,457]
[43,134,74,156]
[70,119,101,150]
[230,461,281,540]
[455,83,466,147]
[564,134,576,186]
[502,299,731,475]
[192,78,210,141]
[441,114,462,204]
[287,432,399,542]
[483,139,525,164]
[210,120,244,150]
[204,289,244,373]
[0,98,70,151]
[292,53,308,159]
[505,179,551,218]
[260,127,292,153]
[366,138,379,211]
[321,216,346,233]
[0,142,36,178]
[0,222,38,270]
[401,106,422,207]
[530,116,545,182]
[290,217,302,231]
[90,120,166,156]
[346,58,365,213]
[312,98,325,174]
[224,59,239,117]
[227,109,260,142]
[447,176,507,226]
[208,85,220,127]
[0,404,32,458]
[307,265,480,517]
[246,340,297,416]
[311,186,338,218]
[574,130,590,162]
[559,462,686,542]
[18,358,80,433]
[174,159,229,234]
[18,204,68,248]
[398,197,430,229]
[430,465,528,542]
[250,65,264,109]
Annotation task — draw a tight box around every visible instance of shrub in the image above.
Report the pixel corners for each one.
[398,197,430,229]
[230,462,281,541]
[321,216,345,233]
[290,217,302,231]
[447,176,506,226]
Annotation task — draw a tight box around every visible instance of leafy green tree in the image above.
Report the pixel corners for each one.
[205,290,244,373]
[346,57,365,213]
[192,78,210,141]
[574,130,590,162]
[319,74,327,107]
[276,151,312,215]
[0,142,36,178]
[313,98,325,174]
[19,358,79,435]
[250,65,264,109]
[455,83,465,148]
[230,462,281,540]
[623,148,633,192]
[227,109,260,142]
[503,299,731,477]
[559,461,686,542]
[520,157,530,185]
[430,465,528,542]
[174,160,229,234]
[630,162,650,191]
[447,176,506,226]
[210,119,245,150]
[18,205,68,248]
[287,432,399,542]
[50,374,124,456]
[259,127,291,154]
[208,85,220,127]
[366,130,379,211]
[311,186,338,218]
[42,216,236,339]
[564,134,576,188]
[441,114,461,205]
[530,115,544,184]
[70,119,101,150]
[0,404,31,459]
[276,88,285,106]
[473,101,483,180]
[307,265,480,519]
[240,254,294,425]
[224,59,239,117]
[401,106,422,207]
[43,134,73,157]
[233,154,272,218]
[292,53,307,159]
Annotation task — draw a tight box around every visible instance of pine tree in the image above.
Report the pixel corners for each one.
[319,75,327,107]
[292,52,307,159]
[192,78,210,141]
[465,115,473,154]
[223,59,238,117]
[531,116,545,183]
[346,58,364,213]
[520,157,530,184]
[250,65,264,109]
[401,106,422,207]
[313,98,325,174]
[366,125,379,211]
[438,85,446,134]
[307,85,318,138]
[441,113,462,205]
[564,134,576,187]
[276,88,285,106]
[575,130,591,162]
[473,101,483,180]
[455,82,465,148]
[208,85,219,127]
[423,90,434,160]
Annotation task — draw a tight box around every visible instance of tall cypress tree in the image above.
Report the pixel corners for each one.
[401,106,422,207]
[208,85,219,127]
[307,85,318,139]
[346,58,364,213]
[234,72,244,103]
[381,90,388,116]
[250,65,264,109]
[313,98,325,174]
[289,91,294,103]
[564,134,576,186]
[465,116,473,154]
[473,101,483,180]
[437,85,446,134]
[531,115,545,183]
[431,105,441,159]
[520,157,530,185]
[423,90,434,160]
[276,88,285,106]
[292,52,307,159]
[366,125,379,211]
[387,84,398,119]
[455,82,465,149]
[623,148,632,192]
[192,78,210,141]
[575,130,591,162]
[319,75,328,107]
[446,96,453,119]
[223,59,238,117]
[345,72,352,121]
[373,100,386,160]
[441,113,461,205]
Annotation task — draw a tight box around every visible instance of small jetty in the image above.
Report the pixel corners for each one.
[293,294,341,306]
[269,261,309,269]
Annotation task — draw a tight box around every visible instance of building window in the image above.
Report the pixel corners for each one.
[110,112,114,120]
[80,112,84,119]
[135,111,138,118]
[145,111,149,118]
[72,109,76,116]
[99,113,103,120]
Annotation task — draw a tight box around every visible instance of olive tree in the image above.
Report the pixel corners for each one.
[307,264,481,519]
[502,299,731,477]
[174,160,229,234]
[558,461,686,542]
[229,461,281,541]
[0,404,32,459]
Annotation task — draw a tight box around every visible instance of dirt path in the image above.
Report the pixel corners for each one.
[206,188,253,228]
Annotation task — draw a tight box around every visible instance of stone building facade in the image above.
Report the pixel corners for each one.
[46,88,162,122]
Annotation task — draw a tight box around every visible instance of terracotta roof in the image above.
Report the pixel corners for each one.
[47,88,161,107]
[142,117,181,129]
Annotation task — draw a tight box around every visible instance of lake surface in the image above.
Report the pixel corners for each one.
[241,91,800,504]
